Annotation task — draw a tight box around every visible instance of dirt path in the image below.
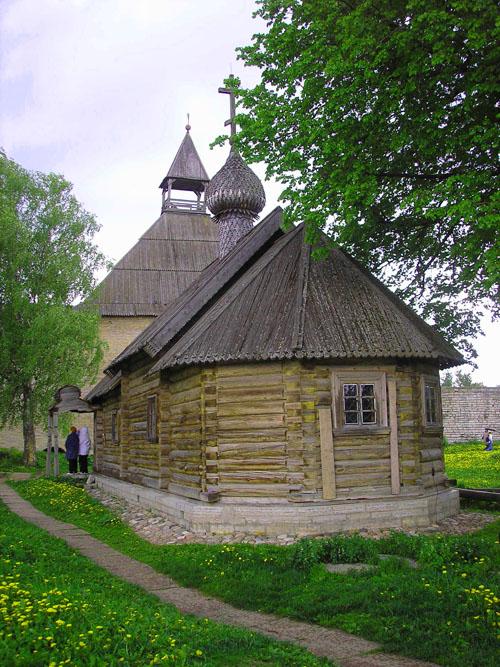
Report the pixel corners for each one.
[0,482,439,667]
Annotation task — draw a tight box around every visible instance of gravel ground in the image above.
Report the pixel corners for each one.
[86,484,497,546]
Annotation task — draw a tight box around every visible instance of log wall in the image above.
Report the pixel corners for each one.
[95,394,120,478]
[95,359,447,501]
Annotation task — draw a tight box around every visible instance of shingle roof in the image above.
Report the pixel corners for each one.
[105,207,284,374]
[92,211,218,317]
[159,131,209,191]
[148,222,463,372]
[85,372,121,402]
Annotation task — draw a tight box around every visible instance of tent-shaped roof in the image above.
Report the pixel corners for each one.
[97,208,463,396]
[159,130,210,192]
[105,207,284,372]
[92,210,218,316]
[149,223,463,372]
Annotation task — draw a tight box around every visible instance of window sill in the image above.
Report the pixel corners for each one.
[333,426,390,437]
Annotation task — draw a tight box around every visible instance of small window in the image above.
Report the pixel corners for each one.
[421,375,441,428]
[147,395,158,443]
[331,370,388,431]
[343,383,376,425]
[424,384,438,425]
[111,409,120,444]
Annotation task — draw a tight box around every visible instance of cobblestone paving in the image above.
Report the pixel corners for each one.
[0,481,441,667]
[87,483,497,546]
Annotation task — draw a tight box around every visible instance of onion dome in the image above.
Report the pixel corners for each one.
[206,147,266,257]
[206,147,265,220]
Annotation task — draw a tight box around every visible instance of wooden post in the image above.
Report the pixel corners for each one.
[388,377,400,494]
[53,412,59,477]
[46,413,53,477]
[319,407,336,500]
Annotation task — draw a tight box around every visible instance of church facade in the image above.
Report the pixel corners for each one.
[87,132,463,536]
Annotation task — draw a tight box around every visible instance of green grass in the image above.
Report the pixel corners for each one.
[444,441,500,488]
[0,501,331,667]
[10,478,500,667]
[0,448,72,475]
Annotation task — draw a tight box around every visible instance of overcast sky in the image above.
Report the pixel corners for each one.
[1,0,497,385]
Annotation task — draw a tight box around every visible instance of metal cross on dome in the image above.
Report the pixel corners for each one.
[218,75,237,138]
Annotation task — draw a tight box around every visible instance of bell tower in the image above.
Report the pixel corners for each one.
[159,122,210,213]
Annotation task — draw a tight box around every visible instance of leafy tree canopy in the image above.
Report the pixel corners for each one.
[231,0,499,359]
[0,154,108,464]
[441,370,483,387]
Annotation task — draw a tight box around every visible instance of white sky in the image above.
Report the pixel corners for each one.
[1,0,498,385]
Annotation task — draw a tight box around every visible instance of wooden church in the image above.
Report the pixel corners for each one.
[87,100,463,536]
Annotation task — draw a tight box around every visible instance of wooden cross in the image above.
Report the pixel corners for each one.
[218,75,237,138]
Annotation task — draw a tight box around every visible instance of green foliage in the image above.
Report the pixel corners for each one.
[0,503,328,667]
[290,535,378,570]
[444,441,500,488]
[11,478,500,667]
[441,370,484,387]
[234,0,500,359]
[0,154,108,462]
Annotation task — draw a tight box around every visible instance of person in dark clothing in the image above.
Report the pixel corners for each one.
[65,426,79,473]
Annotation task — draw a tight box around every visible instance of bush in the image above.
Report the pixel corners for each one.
[290,534,378,570]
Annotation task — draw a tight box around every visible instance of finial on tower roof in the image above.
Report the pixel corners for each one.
[185,113,191,132]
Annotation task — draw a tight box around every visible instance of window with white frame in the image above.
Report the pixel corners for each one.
[343,383,377,425]
[331,370,388,430]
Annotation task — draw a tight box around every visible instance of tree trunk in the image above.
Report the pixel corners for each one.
[22,385,37,467]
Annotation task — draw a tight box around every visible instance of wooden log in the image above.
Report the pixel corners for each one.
[420,448,443,462]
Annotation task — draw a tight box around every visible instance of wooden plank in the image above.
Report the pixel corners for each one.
[319,407,336,500]
[388,377,401,495]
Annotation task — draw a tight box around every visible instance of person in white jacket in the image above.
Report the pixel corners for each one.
[78,426,91,473]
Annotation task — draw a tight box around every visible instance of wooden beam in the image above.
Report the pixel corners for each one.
[319,407,336,499]
[388,377,400,495]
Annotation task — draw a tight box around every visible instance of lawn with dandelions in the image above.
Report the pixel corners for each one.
[0,501,332,667]
[444,441,500,488]
[10,477,500,667]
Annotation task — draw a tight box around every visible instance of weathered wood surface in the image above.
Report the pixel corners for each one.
[319,407,336,500]
[388,376,401,495]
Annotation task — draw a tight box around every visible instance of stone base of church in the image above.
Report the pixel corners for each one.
[92,475,459,536]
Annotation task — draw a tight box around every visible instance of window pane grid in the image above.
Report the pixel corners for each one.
[343,383,376,425]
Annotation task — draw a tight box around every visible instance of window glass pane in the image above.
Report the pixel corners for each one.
[345,411,359,424]
[362,411,376,424]
[361,384,374,397]
[343,384,357,397]
[344,397,358,411]
[361,396,375,411]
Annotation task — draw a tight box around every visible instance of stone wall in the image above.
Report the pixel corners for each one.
[442,387,500,443]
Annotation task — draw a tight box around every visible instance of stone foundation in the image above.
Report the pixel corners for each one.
[93,475,459,536]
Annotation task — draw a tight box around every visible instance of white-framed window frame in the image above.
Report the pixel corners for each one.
[331,370,388,433]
